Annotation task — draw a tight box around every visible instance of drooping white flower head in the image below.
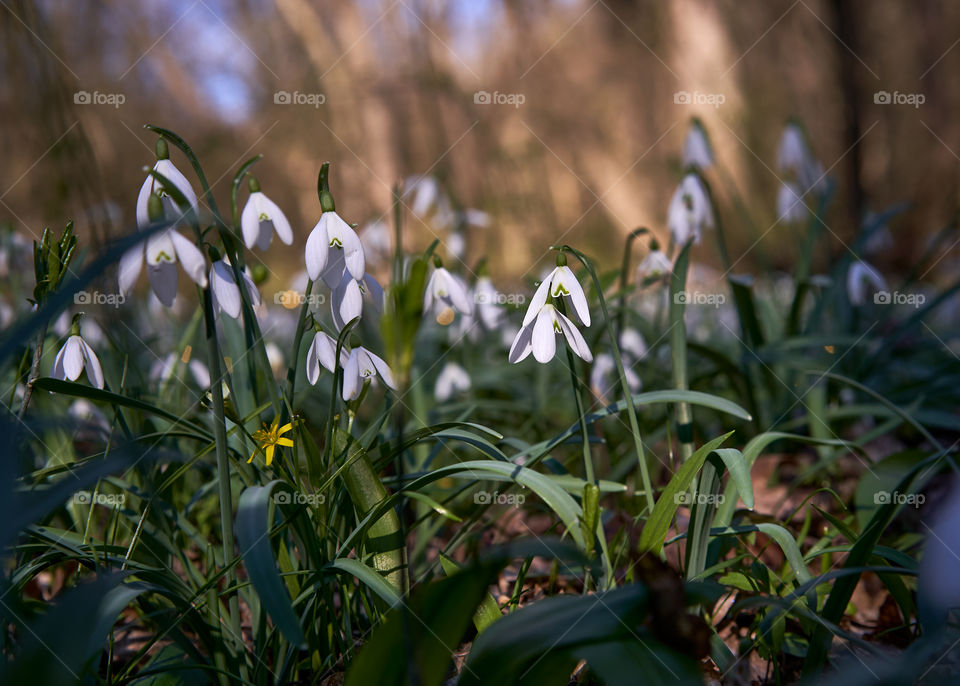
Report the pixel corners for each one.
[667,173,714,246]
[241,177,293,251]
[305,331,348,386]
[121,143,208,307]
[619,328,648,361]
[636,241,673,282]
[305,210,365,288]
[524,263,590,327]
[435,361,471,402]
[846,260,887,306]
[424,261,472,325]
[590,352,641,399]
[331,272,384,330]
[51,323,104,389]
[149,353,210,388]
[342,346,396,401]
[209,258,261,319]
[403,175,443,217]
[509,303,592,364]
[682,119,714,170]
[777,181,809,224]
[473,275,505,330]
[776,122,827,194]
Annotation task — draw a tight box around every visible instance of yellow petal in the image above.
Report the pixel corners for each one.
[265,445,275,466]
[247,450,257,463]
[277,437,294,447]
[278,423,293,435]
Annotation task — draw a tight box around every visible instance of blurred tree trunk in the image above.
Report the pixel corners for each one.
[831,0,865,231]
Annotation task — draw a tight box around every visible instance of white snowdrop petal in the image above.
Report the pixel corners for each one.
[531,308,557,364]
[148,261,179,307]
[241,269,261,307]
[306,334,321,386]
[366,349,396,389]
[145,230,177,266]
[78,338,104,389]
[555,267,591,327]
[523,277,552,327]
[118,244,144,295]
[340,224,366,281]
[136,175,155,228]
[51,344,67,381]
[337,278,363,328]
[211,261,242,319]
[557,310,593,362]
[154,159,198,210]
[62,336,85,382]
[241,195,261,249]
[342,350,361,401]
[321,248,346,289]
[262,195,293,245]
[305,220,330,281]
[170,231,208,287]
[364,274,384,313]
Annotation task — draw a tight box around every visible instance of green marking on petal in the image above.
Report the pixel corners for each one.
[258,212,269,221]
[329,237,343,248]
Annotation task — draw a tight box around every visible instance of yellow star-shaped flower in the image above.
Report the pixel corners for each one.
[249,418,294,466]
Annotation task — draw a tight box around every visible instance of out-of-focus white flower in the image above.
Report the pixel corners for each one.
[847,260,887,306]
[360,219,393,264]
[342,346,396,400]
[264,342,285,380]
[682,119,714,169]
[121,188,208,307]
[150,353,210,388]
[636,243,673,281]
[619,328,648,361]
[590,352,642,399]
[509,304,592,364]
[525,264,590,326]
[305,331,348,386]
[777,182,809,223]
[863,211,895,256]
[776,122,826,193]
[474,276,505,329]
[919,481,960,618]
[424,262,472,325]
[434,362,471,402]
[305,210,365,288]
[51,327,103,389]
[331,272,384,330]
[446,232,466,261]
[667,173,714,246]
[241,177,293,251]
[403,175,443,217]
[210,259,261,319]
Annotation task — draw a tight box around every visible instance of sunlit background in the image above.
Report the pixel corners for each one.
[2,0,958,286]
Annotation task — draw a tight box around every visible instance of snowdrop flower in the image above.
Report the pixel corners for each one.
[210,257,261,319]
[435,362,471,402]
[241,177,293,251]
[135,139,198,228]
[331,272,384,330]
[590,353,642,399]
[51,319,104,389]
[776,122,826,193]
[863,211,895,256]
[847,260,887,306]
[777,182,808,223]
[120,186,208,308]
[525,258,590,327]
[342,346,396,401]
[636,240,672,281]
[305,331,348,385]
[919,481,960,620]
[619,328,648,361]
[149,353,210,388]
[264,342,285,380]
[403,175,443,217]
[305,209,365,288]
[360,219,393,264]
[509,303,592,364]
[667,173,714,246]
[682,118,714,170]
[424,258,472,325]
[473,274,505,329]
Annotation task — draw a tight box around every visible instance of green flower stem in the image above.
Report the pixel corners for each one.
[333,427,407,593]
[669,242,695,463]
[284,279,315,411]
[16,323,47,420]
[617,228,649,335]
[555,245,655,514]
[202,286,244,662]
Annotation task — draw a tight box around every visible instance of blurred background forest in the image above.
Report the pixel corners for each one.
[1,0,958,287]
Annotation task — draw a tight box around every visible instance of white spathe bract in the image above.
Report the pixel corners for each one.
[210,260,261,319]
[241,191,293,251]
[424,266,472,321]
[305,331,348,386]
[435,362,471,402]
[636,249,672,281]
[667,173,714,246]
[342,347,396,401]
[305,211,365,288]
[52,334,104,389]
[682,121,714,169]
[777,182,808,224]
[847,260,887,306]
[509,304,592,364]
[331,272,384,330]
[524,265,590,327]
